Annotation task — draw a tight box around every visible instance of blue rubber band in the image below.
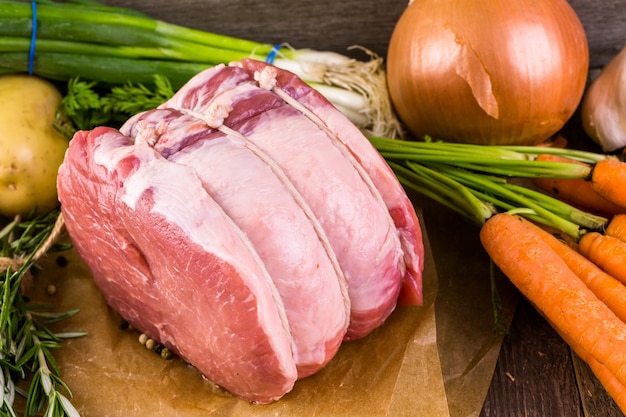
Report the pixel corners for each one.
[265,45,281,64]
[28,1,37,75]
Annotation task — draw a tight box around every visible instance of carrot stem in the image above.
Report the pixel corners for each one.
[370,136,615,241]
[370,136,613,164]
[388,161,495,226]
[426,163,606,239]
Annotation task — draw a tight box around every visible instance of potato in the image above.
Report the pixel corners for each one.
[0,74,70,218]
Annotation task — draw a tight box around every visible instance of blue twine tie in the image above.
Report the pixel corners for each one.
[265,45,281,65]
[28,1,37,75]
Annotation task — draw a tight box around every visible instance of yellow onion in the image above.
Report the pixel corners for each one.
[386,0,589,145]
[581,44,626,152]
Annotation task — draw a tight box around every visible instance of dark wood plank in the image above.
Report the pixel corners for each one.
[572,0,626,67]
[481,295,626,417]
[104,0,625,68]
[480,298,584,417]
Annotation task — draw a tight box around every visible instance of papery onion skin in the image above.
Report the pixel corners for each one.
[581,44,626,152]
[386,0,589,145]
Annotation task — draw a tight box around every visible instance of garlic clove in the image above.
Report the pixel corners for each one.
[581,44,626,152]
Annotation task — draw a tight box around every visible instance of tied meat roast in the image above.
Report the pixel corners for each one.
[56,59,424,404]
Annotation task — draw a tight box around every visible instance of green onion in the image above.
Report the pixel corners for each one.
[369,135,612,178]
[388,161,496,226]
[368,137,617,240]
[0,0,402,137]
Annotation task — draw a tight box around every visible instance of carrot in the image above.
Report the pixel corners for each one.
[591,159,626,210]
[605,214,626,243]
[551,324,626,415]
[535,218,626,412]
[540,297,626,413]
[579,232,626,286]
[480,213,626,388]
[531,154,626,216]
[579,353,626,415]
[530,225,626,323]
[537,134,568,149]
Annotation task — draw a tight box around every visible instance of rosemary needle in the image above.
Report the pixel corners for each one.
[0,210,83,417]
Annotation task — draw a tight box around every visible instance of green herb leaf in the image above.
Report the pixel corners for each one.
[62,74,174,131]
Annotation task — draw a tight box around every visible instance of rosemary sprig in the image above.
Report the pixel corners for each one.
[0,210,84,417]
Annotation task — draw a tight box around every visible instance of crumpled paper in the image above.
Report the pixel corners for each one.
[28,199,516,417]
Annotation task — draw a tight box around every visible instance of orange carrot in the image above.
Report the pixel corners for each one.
[605,214,626,243]
[579,353,626,415]
[591,159,626,210]
[552,325,626,415]
[537,134,569,149]
[489,212,626,411]
[579,232,626,286]
[532,154,626,216]
[480,213,626,388]
[531,225,626,323]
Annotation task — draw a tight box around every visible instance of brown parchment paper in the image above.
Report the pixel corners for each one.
[419,194,519,417]
[29,209,449,417]
[29,203,517,417]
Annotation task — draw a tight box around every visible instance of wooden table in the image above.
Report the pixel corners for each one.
[481,297,624,417]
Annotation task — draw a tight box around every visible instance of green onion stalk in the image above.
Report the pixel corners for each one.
[0,0,403,138]
[368,136,621,241]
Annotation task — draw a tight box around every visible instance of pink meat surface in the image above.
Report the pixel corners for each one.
[162,65,406,339]
[57,127,297,403]
[234,59,425,306]
[237,106,404,339]
[121,107,351,378]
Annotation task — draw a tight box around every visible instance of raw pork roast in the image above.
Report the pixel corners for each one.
[57,59,424,404]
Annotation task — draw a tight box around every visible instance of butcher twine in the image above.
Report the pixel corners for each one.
[0,212,65,293]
